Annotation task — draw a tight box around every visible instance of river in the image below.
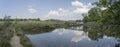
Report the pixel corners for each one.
[26,26,120,47]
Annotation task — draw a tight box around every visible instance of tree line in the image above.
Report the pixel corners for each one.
[0,16,40,21]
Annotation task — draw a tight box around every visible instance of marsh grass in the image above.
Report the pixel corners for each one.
[16,28,34,47]
[15,21,68,32]
[0,20,75,47]
[0,27,13,47]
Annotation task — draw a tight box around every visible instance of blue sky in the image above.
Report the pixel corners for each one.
[0,0,98,20]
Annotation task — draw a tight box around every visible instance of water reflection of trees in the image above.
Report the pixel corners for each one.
[24,26,55,34]
[83,25,120,47]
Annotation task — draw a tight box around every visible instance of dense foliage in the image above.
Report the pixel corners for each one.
[83,0,120,25]
[0,16,13,47]
[83,1,120,46]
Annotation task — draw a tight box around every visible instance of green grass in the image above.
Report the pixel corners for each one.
[14,21,68,33]
[0,27,13,47]
[16,28,34,47]
[0,21,71,34]
[13,21,69,47]
[0,21,72,47]
[0,21,5,30]
[16,21,67,27]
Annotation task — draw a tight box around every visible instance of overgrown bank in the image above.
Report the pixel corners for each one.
[16,28,34,47]
[0,16,81,47]
[0,21,13,47]
[14,21,72,34]
[0,27,13,47]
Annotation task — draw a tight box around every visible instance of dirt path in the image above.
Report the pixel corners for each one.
[10,28,23,47]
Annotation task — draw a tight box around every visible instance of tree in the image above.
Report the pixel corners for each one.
[83,7,102,23]
[3,15,12,27]
[83,0,120,25]
[96,0,120,25]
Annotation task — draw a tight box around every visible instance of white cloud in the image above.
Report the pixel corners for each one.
[47,8,70,16]
[72,1,88,8]
[28,5,38,14]
[42,1,94,20]
[28,8,37,13]
[73,7,89,14]
[43,8,73,20]
[72,1,93,14]
[48,10,59,16]
[71,1,84,7]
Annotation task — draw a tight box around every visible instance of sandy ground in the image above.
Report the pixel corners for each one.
[10,29,23,47]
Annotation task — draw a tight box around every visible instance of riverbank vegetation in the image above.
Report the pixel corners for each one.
[83,0,120,25]
[83,0,120,41]
[0,16,13,47]
[0,16,82,47]
[16,28,34,47]
[0,18,81,34]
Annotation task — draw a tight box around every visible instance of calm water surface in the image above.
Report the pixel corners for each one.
[27,27,119,47]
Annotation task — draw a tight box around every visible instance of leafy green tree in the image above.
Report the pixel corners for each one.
[83,0,120,25]
[83,7,102,23]
[95,0,120,25]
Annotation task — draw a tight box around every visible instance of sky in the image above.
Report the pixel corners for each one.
[0,0,98,20]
